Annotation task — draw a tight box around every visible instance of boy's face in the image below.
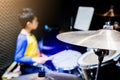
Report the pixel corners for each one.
[28,17,39,30]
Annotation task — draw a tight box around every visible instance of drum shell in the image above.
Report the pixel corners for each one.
[78,50,120,80]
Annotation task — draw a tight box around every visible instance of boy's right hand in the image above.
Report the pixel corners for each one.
[32,57,47,64]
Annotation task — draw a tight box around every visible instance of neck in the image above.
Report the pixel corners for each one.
[22,27,32,35]
[24,27,32,33]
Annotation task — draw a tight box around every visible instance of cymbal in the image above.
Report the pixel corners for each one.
[96,8,120,17]
[57,29,120,50]
[96,13,120,17]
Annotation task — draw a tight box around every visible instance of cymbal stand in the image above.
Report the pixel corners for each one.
[93,49,109,80]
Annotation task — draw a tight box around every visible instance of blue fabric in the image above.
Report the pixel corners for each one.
[14,33,55,74]
[14,34,34,65]
[20,63,53,75]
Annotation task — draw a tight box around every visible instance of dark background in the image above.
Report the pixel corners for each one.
[0,0,120,78]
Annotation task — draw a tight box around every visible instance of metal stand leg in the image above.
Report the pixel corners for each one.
[94,49,109,80]
[95,54,104,80]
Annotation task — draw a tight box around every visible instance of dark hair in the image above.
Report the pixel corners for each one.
[19,8,36,27]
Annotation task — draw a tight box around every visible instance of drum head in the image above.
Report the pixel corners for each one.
[52,50,81,70]
[78,50,120,69]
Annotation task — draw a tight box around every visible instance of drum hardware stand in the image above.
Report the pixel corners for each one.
[77,67,85,80]
[93,49,109,80]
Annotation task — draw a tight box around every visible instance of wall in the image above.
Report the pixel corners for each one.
[0,0,61,77]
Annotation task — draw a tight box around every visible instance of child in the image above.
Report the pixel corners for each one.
[14,8,54,74]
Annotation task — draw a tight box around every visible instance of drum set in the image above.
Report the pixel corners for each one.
[54,29,120,80]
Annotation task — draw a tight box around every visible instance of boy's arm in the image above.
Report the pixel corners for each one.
[14,35,34,65]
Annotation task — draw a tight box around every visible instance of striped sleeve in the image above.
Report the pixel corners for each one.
[14,34,34,65]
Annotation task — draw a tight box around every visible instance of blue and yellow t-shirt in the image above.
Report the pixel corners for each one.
[14,29,40,65]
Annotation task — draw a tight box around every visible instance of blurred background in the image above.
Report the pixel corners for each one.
[0,0,120,79]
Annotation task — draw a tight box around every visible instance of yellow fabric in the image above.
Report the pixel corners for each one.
[24,35,40,57]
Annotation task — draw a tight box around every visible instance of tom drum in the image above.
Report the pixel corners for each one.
[52,50,81,74]
[78,50,120,80]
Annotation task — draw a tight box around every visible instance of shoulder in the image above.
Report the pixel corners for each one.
[18,33,27,40]
[16,33,28,44]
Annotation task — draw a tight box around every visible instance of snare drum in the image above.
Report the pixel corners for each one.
[52,50,81,74]
[78,50,120,80]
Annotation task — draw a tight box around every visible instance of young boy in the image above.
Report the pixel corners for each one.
[14,8,54,74]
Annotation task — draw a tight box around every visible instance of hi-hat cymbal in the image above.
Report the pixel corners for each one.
[57,29,120,50]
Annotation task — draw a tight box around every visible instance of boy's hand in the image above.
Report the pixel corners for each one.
[32,57,47,64]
